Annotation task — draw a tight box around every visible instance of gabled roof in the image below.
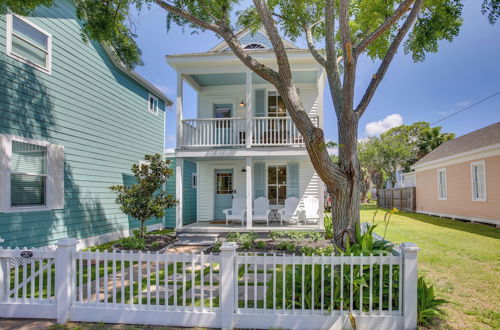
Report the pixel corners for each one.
[413,122,500,167]
[209,28,300,52]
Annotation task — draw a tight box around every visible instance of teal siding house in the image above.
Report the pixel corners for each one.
[0,0,173,248]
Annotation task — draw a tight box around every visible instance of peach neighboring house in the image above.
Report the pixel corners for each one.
[411,122,500,227]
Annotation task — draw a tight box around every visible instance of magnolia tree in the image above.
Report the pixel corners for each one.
[5,0,497,247]
[110,154,177,239]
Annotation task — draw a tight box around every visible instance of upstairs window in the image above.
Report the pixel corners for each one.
[148,94,159,115]
[267,91,286,117]
[471,161,486,201]
[6,14,52,73]
[437,168,447,200]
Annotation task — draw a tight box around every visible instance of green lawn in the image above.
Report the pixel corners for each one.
[361,203,500,329]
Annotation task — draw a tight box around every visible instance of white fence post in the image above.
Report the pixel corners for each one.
[219,242,238,330]
[0,256,7,302]
[55,238,78,324]
[401,242,420,330]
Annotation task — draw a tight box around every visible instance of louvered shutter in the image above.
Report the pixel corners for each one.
[287,163,299,197]
[254,89,266,117]
[48,144,65,209]
[254,162,266,198]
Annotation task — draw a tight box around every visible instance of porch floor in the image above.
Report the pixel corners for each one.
[176,221,324,234]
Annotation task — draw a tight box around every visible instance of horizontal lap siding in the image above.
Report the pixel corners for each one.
[415,154,500,220]
[196,159,320,222]
[0,0,166,247]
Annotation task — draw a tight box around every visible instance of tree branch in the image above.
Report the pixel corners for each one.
[355,0,424,117]
[325,0,343,114]
[304,25,327,68]
[155,0,280,83]
[253,0,292,83]
[339,0,356,114]
[355,0,415,54]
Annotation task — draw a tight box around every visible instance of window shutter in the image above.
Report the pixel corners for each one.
[0,134,8,212]
[254,89,266,117]
[254,163,265,198]
[477,164,485,199]
[48,144,64,209]
[287,163,299,197]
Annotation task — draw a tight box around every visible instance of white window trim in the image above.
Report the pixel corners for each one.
[471,160,487,202]
[2,135,51,213]
[437,168,447,200]
[148,93,159,115]
[266,164,288,207]
[192,173,197,189]
[5,13,52,75]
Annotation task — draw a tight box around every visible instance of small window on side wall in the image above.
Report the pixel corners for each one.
[471,161,486,201]
[437,168,447,200]
[0,135,65,213]
[6,14,52,74]
[148,94,159,115]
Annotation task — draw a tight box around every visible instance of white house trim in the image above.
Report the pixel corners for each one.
[416,210,499,227]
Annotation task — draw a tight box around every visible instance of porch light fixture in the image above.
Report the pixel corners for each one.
[241,168,246,173]
[239,100,246,107]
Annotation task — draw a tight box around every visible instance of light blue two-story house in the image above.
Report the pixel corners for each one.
[0,0,172,248]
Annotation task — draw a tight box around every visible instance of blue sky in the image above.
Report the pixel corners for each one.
[130,2,500,150]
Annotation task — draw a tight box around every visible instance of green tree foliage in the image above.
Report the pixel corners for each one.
[359,122,454,188]
[2,0,495,70]
[110,154,177,238]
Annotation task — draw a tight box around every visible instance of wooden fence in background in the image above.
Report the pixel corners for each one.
[377,187,416,212]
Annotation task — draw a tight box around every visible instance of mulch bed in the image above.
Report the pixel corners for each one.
[112,233,177,253]
[205,238,334,254]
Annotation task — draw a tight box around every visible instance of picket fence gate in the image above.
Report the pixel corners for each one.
[0,239,420,330]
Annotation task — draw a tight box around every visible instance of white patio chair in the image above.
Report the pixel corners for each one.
[252,197,271,226]
[278,197,300,225]
[303,196,320,224]
[223,197,246,226]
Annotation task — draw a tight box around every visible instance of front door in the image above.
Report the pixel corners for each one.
[214,104,232,145]
[214,169,234,220]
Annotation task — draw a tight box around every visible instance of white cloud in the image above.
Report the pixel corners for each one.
[365,114,403,137]
[154,84,172,96]
[164,148,175,154]
[456,100,471,107]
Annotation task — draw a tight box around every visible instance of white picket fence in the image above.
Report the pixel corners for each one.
[0,239,420,329]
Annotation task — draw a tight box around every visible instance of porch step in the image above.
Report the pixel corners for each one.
[174,233,219,246]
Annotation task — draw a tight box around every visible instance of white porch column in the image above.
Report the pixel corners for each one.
[245,71,253,148]
[317,68,326,129]
[319,179,325,229]
[245,157,253,229]
[175,158,183,228]
[176,72,183,149]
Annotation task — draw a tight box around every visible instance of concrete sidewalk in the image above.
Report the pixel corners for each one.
[0,319,55,330]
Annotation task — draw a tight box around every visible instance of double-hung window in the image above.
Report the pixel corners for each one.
[0,135,65,212]
[437,168,447,200]
[11,141,47,207]
[267,91,286,117]
[148,94,159,115]
[267,165,287,206]
[6,14,52,73]
[471,161,486,201]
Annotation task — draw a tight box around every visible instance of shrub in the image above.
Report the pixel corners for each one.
[119,236,146,250]
[269,230,323,242]
[324,214,333,239]
[226,232,257,250]
[417,276,447,326]
[277,241,296,252]
[211,240,222,253]
[255,240,266,249]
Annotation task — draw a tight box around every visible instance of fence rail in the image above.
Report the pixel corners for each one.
[0,239,420,329]
[378,187,416,212]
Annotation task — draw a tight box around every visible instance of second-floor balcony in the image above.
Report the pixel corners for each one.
[180,116,319,148]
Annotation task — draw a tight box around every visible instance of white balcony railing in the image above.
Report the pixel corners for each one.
[180,116,319,148]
